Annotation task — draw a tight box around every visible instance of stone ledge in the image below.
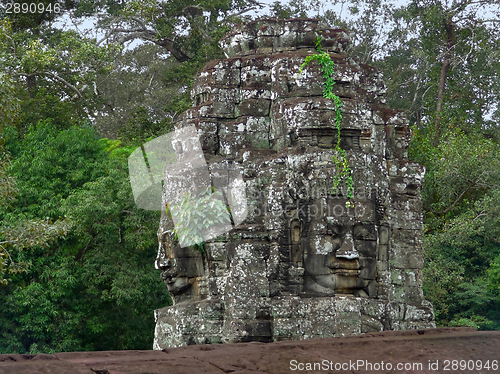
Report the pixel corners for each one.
[1,328,499,374]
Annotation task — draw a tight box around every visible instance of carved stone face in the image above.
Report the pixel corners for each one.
[303,198,378,297]
[155,233,205,303]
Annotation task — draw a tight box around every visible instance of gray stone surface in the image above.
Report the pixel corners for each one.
[154,18,435,349]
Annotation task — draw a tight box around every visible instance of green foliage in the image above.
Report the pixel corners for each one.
[1,217,73,252]
[269,0,309,19]
[19,89,86,132]
[5,120,108,219]
[0,19,120,132]
[0,122,171,353]
[0,154,16,209]
[0,123,75,284]
[74,0,257,129]
[415,128,500,329]
[0,216,72,284]
[92,43,176,140]
[410,128,500,227]
[423,228,500,329]
[99,138,138,160]
[405,0,500,133]
[121,107,172,145]
[300,37,353,201]
[448,315,497,330]
[0,241,169,352]
[0,73,21,129]
[488,255,500,298]
[168,187,231,251]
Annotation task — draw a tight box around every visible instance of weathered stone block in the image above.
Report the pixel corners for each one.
[222,319,272,343]
[237,99,271,116]
[361,315,384,333]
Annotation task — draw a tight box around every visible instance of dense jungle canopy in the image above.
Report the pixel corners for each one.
[0,0,499,353]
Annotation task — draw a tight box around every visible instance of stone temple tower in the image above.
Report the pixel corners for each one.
[153,18,435,349]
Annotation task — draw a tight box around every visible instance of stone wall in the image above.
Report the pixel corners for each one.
[154,18,435,349]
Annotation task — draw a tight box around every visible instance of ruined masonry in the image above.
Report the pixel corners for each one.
[154,18,435,349]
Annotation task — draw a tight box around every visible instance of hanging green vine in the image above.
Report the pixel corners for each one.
[299,36,354,204]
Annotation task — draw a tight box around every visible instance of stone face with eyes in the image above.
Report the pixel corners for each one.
[303,199,379,297]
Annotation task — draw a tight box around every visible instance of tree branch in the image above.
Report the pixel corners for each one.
[450,0,471,16]
[433,19,455,141]
[75,237,93,263]
[43,72,86,100]
[97,18,191,62]
[0,243,16,270]
[439,185,473,216]
[12,71,87,100]
[155,38,191,62]
[229,6,258,18]
[114,30,156,45]
[477,19,500,23]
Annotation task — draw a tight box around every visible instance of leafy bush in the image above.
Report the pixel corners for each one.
[0,122,171,353]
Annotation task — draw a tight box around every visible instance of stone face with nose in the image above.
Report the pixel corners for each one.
[156,227,205,304]
[336,232,359,260]
[303,199,378,296]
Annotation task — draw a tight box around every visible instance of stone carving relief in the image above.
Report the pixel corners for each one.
[302,198,379,298]
[151,18,435,349]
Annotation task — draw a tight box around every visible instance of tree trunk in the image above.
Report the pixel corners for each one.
[27,74,37,98]
[434,19,454,142]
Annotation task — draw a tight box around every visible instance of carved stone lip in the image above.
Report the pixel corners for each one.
[330,269,359,276]
[164,277,177,290]
[330,260,359,271]
[161,271,175,283]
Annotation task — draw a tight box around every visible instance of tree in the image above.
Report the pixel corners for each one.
[402,0,500,140]
[92,43,177,140]
[0,73,20,128]
[0,72,20,211]
[0,18,120,131]
[91,0,263,62]
[0,122,170,352]
[423,184,500,329]
[83,0,266,121]
[1,74,67,284]
[410,130,500,223]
